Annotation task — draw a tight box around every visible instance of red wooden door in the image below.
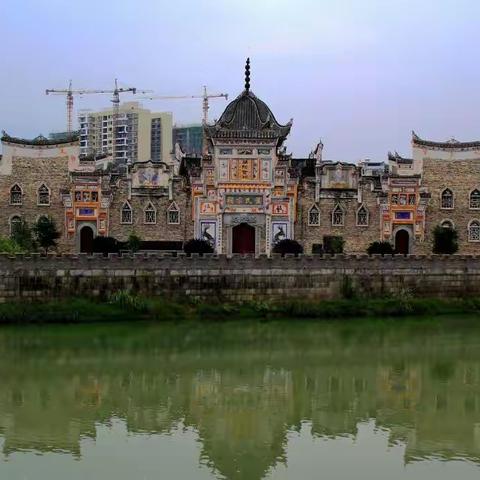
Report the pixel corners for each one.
[395,229,409,254]
[232,223,255,254]
[80,226,94,253]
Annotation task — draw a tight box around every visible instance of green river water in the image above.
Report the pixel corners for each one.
[0,318,480,479]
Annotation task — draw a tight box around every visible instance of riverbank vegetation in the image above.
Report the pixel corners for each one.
[1,291,480,324]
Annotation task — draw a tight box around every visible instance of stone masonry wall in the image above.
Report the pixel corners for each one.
[0,155,75,252]
[108,178,193,243]
[297,178,381,254]
[421,158,480,254]
[0,254,479,303]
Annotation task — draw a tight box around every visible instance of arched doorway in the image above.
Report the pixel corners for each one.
[232,223,255,254]
[395,229,410,254]
[80,226,94,253]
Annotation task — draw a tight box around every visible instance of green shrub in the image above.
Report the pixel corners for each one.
[92,236,122,254]
[433,225,458,254]
[323,236,345,254]
[184,239,214,255]
[127,233,142,252]
[272,239,303,256]
[0,237,25,254]
[109,290,148,313]
[367,241,394,255]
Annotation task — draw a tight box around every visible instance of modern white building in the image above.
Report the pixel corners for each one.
[78,102,172,165]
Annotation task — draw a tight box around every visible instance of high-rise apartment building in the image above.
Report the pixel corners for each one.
[78,102,172,164]
[172,124,203,156]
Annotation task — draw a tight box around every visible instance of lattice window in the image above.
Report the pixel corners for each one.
[10,185,22,205]
[308,205,320,226]
[144,203,156,224]
[10,216,22,237]
[356,205,369,226]
[468,220,480,242]
[121,203,132,224]
[470,190,480,209]
[441,189,454,209]
[441,220,454,229]
[38,184,50,206]
[167,202,180,225]
[332,205,344,226]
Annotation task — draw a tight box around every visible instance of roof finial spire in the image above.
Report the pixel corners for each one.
[245,57,250,92]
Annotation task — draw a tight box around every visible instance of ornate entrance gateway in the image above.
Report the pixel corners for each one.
[232,223,255,254]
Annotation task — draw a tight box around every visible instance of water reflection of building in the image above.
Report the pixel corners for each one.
[0,326,480,478]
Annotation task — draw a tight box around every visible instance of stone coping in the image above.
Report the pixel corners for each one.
[0,253,478,261]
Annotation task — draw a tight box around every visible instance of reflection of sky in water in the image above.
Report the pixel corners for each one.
[267,421,480,480]
[0,421,215,480]
[1,420,479,480]
[0,321,480,479]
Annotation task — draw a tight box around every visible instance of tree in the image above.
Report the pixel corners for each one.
[12,219,36,252]
[127,232,142,252]
[433,225,458,254]
[33,216,60,253]
[183,239,214,255]
[323,235,345,254]
[272,239,304,256]
[367,241,394,255]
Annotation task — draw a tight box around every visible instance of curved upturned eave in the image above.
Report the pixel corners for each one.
[1,132,79,147]
[412,131,480,149]
[207,90,292,141]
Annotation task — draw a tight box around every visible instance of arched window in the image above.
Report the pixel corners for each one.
[470,189,480,209]
[120,202,132,224]
[167,202,180,225]
[331,205,344,226]
[144,202,156,224]
[441,188,454,209]
[308,205,320,226]
[356,205,369,226]
[468,220,480,242]
[10,215,22,237]
[441,219,454,229]
[10,184,22,205]
[37,184,50,206]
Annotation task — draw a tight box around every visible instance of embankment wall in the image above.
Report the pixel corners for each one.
[0,253,479,302]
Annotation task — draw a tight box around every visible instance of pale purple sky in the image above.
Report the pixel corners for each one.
[1,0,480,160]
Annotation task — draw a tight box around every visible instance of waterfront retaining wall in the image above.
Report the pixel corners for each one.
[0,253,479,302]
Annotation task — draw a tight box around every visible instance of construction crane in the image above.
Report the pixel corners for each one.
[138,86,228,124]
[46,79,151,162]
[45,80,119,133]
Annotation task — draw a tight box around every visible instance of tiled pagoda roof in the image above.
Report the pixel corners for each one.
[205,89,292,142]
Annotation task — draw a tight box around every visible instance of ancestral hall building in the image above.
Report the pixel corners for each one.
[1,61,480,255]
